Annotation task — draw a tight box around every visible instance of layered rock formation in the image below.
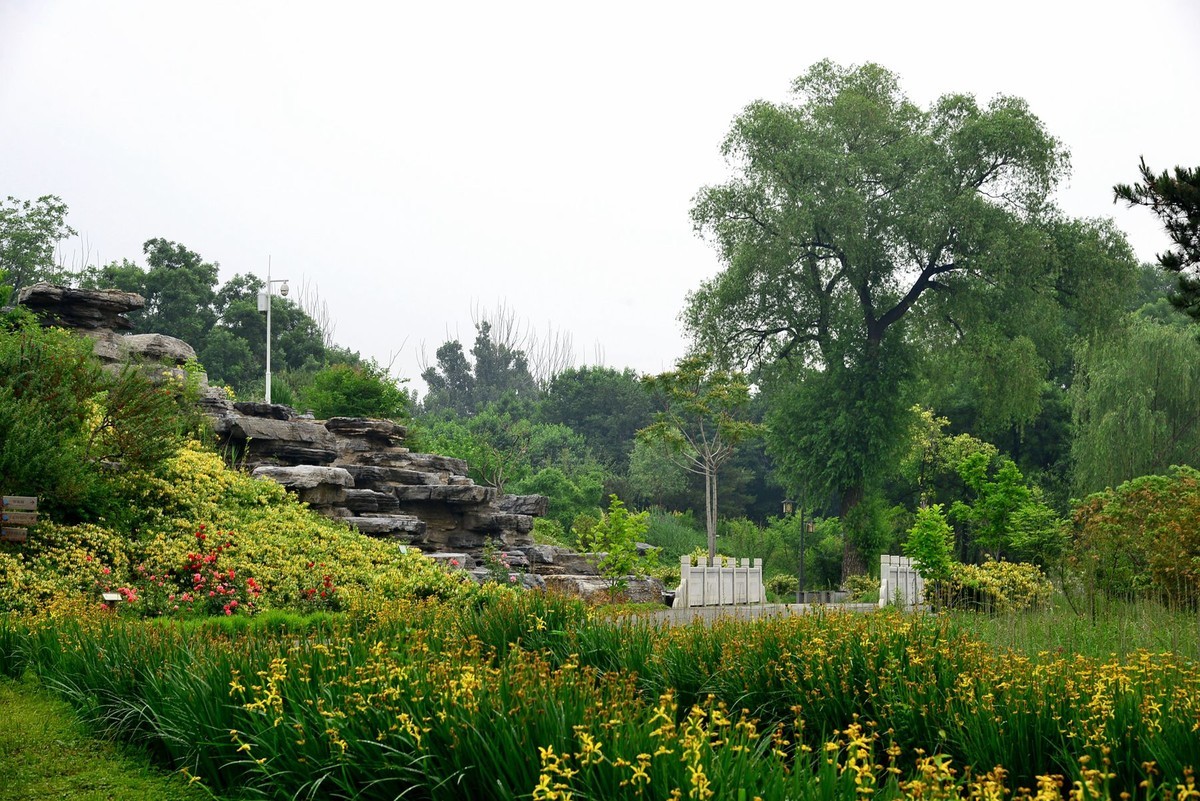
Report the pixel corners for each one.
[11,283,665,601]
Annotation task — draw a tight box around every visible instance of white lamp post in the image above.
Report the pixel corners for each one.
[258,260,289,404]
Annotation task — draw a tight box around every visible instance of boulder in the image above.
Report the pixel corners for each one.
[391,452,469,476]
[13,282,142,331]
[461,511,534,534]
[325,417,408,442]
[542,575,665,604]
[233,401,295,420]
[511,545,600,575]
[120,333,197,365]
[341,465,440,488]
[216,415,339,466]
[251,465,353,506]
[349,516,427,537]
[344,488,400,514]
[498,494,550,517]
[251,465,354,490]
[393,485,497,505]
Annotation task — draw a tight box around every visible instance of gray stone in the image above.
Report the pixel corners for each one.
[325,417,408,441]
[89,331,124,363]
[233,402,295,420]
[120,333,197,365]
[394,485,496,505]
[14,282,142,331]
[344,488,400,514]
[542,575,665,603]
[425,552,475,569]
[220,416,339,466]
[349,516,427,536]
[510,545,600,575]
[462,511,534,534]
[251,465,354,489]
[392,452,469,476]
[342,465,441,488]
[498,494,550,516]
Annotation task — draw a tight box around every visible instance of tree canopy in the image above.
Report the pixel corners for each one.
[0,195,75,295]
[686,60,1130,576]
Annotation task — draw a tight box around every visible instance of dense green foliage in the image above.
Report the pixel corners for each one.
[0,310,183,523]
[0,195,75,294]
[1070,314,1200,494]
[1071,466,1200,608]
[686,61,1136,578]
[298,361,409,420]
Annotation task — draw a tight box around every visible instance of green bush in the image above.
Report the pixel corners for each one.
[0,311,182,524]
[766,573,799,598]
[902,503,956,583]
[1071,466,1200,607]
[298,361,408,420]
[641,509,706,563]
[844,574,879,603]
[1,441,473,615]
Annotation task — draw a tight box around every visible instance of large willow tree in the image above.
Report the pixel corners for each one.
[687,61,1100,577]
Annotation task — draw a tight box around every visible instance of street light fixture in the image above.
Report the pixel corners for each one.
[257,259,289,404]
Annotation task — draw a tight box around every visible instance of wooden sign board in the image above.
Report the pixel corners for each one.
[1,512,37,526]
[1,528,28,543]
[2,496,37,511]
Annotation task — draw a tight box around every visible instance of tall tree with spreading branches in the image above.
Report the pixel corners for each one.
[687,60,1098,577]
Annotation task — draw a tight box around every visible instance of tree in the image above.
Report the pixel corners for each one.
[83,239,219,345]
[420,322,539,416]
[903,504,956,589]
[1115,159,1200,320]
[688,61,1080,577]
[540,366,654,472]
[1071,314,1200,494]
[639,354,762,562]
[0,195,75,294]
[576,495,652,602]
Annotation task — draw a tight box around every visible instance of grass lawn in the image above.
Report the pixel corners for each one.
[0,677,223,801]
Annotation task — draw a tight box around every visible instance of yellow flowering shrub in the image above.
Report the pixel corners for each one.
[944,560,1053,613]
[1,441,470,616]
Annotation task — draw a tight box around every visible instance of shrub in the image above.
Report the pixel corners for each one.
[902,503,956,583]
[577,495,652,601]
[298,361,408,420]
[641,509,706,563]
[0,311,182,523]
[943,561,1053,613]
[844,574,880,603]
[1,441,473,615]
[1071,466,1200,607]
[766,573,799,598]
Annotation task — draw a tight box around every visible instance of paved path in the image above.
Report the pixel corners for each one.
[630,602,879,626]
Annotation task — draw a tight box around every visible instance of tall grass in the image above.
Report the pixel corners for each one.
[2,597,1198,799]
[947,597,1200,662]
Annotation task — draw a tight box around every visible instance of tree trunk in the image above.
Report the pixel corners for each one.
[840,483,867,580]
[705,463,718,564]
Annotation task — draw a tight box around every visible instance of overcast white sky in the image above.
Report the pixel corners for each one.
[2,1,1197,395]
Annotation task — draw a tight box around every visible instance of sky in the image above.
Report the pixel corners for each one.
[2,1,1197,395]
